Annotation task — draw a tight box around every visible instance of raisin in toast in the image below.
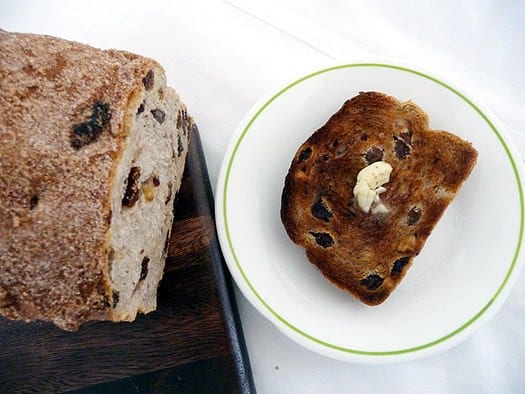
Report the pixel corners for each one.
[281,91,478,305]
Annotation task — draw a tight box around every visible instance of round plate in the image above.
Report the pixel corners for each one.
[215,62,525,363]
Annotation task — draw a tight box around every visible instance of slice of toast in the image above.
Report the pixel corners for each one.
[280,91,478,305]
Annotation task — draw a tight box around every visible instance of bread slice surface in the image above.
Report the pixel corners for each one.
[281,91,478,305]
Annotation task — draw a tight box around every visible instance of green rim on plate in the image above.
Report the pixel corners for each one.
[222,63,524,356]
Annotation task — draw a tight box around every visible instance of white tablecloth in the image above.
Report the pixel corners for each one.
[2,1,524,392]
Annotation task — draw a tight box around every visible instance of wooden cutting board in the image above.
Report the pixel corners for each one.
[0,127,255,394]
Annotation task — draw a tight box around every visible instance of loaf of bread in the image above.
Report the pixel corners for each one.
[281,92,477,305]
[0,30,191,330]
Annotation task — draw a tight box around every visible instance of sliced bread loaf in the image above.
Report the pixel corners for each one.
[0,30,191,330]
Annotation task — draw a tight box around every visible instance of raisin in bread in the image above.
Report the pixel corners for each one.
[0,30,191,330]
[281,92,478,305]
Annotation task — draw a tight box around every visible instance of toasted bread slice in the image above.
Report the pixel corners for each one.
[281,92,478,305]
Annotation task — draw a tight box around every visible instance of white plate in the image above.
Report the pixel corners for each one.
[215,62,525,363]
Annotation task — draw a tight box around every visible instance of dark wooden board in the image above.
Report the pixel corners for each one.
[0,127,255,394]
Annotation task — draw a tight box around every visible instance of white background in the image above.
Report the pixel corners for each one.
[1,1,524,392]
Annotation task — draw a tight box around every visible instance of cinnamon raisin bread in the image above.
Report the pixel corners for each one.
[281,92,477,305]
[0,30,191,330]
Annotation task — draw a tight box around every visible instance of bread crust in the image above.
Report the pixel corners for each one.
[0,30,186,329]
[281,92,478,305]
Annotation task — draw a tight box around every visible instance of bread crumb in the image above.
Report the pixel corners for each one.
[144,184,155,202]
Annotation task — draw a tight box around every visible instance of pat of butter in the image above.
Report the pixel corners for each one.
[353,161,392,213]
